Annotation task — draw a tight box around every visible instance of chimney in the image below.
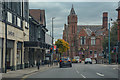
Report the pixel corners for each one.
[102,12,108,29]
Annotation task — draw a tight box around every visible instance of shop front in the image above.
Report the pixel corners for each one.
[7,40,14,70]
[17,42,22,70]
[0,38,2,72]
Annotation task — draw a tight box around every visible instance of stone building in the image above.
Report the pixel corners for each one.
[63,6,108,62]
[0,1,29,73]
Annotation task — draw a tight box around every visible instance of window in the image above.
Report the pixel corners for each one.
[94,51,97,58]
[72,26,73,33]
[38,28,41,38]
[13,15,16,25]
[80,36,86,45]
[90,51,92,57]
[17,17,21,27]
[7,12,12,23]
[91,37,96,45]
[25,21,28,28]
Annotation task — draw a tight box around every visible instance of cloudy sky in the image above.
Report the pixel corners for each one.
[29,2,118,42]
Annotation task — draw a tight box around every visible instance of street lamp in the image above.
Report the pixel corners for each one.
[108,18,112,64]
[51,17,55,65]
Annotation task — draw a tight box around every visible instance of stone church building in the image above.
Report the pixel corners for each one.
[63,5,108,62]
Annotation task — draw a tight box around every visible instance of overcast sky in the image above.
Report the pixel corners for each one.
[29,2,118,42]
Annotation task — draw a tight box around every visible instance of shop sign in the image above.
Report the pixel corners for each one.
[8,31,14,36]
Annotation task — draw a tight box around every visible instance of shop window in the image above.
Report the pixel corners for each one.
[0,48,1,69]
[17,50,21,64]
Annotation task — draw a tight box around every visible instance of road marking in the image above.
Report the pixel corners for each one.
[81,74,86,78]
[76,70,79,74]
[113,68,116,69]
[96,72,104,77]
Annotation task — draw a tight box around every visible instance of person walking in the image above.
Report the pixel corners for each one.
[37,61,40,70]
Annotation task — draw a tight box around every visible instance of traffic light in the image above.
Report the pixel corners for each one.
[56,48,58,54]
[114,47,116,53]
[50,48,52,53]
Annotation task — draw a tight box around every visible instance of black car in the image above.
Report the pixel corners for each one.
[85,58,92,64]
[59,57,72,68]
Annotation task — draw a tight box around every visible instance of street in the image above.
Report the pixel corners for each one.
[22,63,118,79]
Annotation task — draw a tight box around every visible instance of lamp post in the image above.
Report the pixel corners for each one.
[108,18,112,64]
[51,17,55,65]
[4,3,7,73]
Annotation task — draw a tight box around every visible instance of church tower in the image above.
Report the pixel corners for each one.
[68,5,78,34]
[67,5,78,58]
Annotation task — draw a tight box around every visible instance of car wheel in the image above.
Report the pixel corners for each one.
[70,64,72,67]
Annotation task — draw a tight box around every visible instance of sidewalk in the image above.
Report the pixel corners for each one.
[1,64,57,78]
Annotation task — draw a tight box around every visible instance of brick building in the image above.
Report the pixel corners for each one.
[63,5,108,62]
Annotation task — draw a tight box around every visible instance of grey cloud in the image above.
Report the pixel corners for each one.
[29,2,118,40]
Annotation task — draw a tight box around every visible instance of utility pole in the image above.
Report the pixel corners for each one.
[108,18,112,64]
[51,17,55,65]
[4,2,7,73]
[108,20,111,64]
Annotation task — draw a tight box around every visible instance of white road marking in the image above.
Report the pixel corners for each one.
[81,74,86,78]
[96,72,104,77]
[113,68,116,69]
[76,70,79,74]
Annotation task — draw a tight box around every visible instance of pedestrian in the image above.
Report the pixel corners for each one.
[95,58,97,64]
[37,61,40,70]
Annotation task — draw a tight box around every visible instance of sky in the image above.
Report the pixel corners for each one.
[29,2,118,42]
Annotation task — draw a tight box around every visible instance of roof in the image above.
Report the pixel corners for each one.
[70,5,76,15]
[29,9,46,27]
[64,24,104,36]
[77,25,103,36]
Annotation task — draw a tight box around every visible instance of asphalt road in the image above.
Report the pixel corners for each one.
[23,63,118,79]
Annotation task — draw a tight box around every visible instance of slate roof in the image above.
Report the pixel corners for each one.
[64,25,104,36]
[77,25,103,36]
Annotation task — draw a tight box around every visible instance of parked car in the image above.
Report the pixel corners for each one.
[85,58,92,64]
[79,59,82,63]
[72,59,77,63]
[59,57,72,68]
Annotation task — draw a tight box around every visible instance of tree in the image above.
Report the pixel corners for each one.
[55,39,70,57]
[102,21,118,51]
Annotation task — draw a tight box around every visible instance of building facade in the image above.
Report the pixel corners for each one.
[63,6,108,62]
[116,2,120,64]
[0,1,29,73]
[24,9,51,67]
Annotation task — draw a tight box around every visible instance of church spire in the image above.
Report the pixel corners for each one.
[70,4,76,15]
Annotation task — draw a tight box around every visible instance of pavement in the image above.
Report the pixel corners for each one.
[1,64,58,78]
